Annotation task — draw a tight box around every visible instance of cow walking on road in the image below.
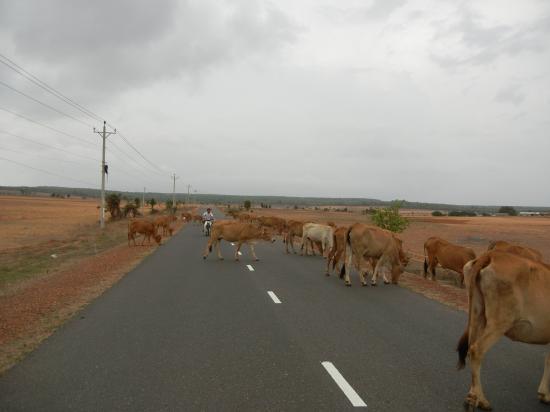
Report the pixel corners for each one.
[203,221,276,261]
[457,251,550,410]
[128,220,162,246]
[341,223,407,286]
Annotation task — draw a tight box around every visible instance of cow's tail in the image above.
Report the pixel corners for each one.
[339,227,352,279]
[456,253,491,370]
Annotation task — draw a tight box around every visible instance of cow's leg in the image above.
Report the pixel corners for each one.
[203,239,212,259]
[538,352,550,403]
[430,258,438,280]
[140,233,147,246]
[343,242,352,286]
[300,234,307,256]
[235,242,245,261]
[216,239,224,260]
[249,243,259,261]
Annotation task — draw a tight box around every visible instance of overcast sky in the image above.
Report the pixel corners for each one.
[0,0,549,205]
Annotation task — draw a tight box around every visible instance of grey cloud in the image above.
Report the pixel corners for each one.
[430,5,550,68]
[495,84,525,106]
[0,0,299,109]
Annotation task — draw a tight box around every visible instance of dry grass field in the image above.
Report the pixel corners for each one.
[0,195,189,373]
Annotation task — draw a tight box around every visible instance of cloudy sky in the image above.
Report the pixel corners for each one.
[0,0,549,205]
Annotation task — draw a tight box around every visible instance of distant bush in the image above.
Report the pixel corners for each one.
[448,210,477,217]
[498,206,518,216]
[244,200,251,210]
[371,201,409,233]
[431,210,444,216]
[106,193,122,219]
[123,203,139,218]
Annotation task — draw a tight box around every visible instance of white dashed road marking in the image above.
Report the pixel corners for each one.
[267,291,281,304]
[231,242,235,246]
[238,251,242,256]
[246,265,255,271]
[321,362,367,408]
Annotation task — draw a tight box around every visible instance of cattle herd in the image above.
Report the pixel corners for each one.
[128,207,550,410]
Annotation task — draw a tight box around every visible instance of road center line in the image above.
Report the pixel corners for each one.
[321,362,367,408]
[267,291,281,304]
[246,264,255,271]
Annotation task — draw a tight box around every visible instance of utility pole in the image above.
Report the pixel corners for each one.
[142,187,146,216]
[171,173,179,212]
[187,184,191,205]
[93,120,116,229]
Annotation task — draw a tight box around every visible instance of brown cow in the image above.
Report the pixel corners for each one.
[423,237,475,286]
[488,240,543,262]
[192,214,202,224]
[456,251,550,410]
[256,216,287,235]
[327,226,348,274]
[181,212,192,222]
[128,220,162,246]
[238,213,252,222]
[203,221,276,261]
[154,214,177,236]
[340,223,406,286]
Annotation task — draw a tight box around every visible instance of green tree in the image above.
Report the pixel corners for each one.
[371,201,409,233]
[106,193,122,219]
[244,200,251,210]
[499,206,518,216]
[134,197,141,208]
[431,210,444,216]
[148,198,157,213]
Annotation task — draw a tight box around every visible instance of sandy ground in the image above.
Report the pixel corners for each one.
[0,195,192,374]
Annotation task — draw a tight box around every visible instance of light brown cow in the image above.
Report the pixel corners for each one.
[154,214,177,236]
[257,216,287,235]
[488,240,543,262]
[203,221,276,261]
[423,237,476,286]
[128,220,162,246]
[341,223,406,286]
[327,226,348,275]
[457,251,550,410]
[284,220,304,254]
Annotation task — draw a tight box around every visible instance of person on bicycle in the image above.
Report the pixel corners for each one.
[202,208,215,234]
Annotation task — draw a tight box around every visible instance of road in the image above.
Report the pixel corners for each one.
[0,210,547,411]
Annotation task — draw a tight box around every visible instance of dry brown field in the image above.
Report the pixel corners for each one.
[247,207,550,262]
[0,195,191,373]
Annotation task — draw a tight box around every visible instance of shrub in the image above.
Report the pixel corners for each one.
[448,210,477,217]
[123,203,139,218]
[498,206,518,216]
[106,193,122,219]
[371,201,409,233]
[431,210,444,216]
[244,200,251,210]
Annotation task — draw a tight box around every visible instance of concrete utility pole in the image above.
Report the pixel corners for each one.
[187,184,192,204]
[93,120,116,229]
[142,187,146,216]
[171,173,179,212]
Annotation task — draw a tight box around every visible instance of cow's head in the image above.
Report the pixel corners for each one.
[390,263,404,284]
[260,227,277,243]
[154,234,162,245]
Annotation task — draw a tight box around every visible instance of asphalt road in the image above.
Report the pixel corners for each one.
[0,211,547,411]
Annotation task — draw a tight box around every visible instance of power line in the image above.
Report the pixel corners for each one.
[0,53,102,122]
[0,106,96,148]
[0,129,99,162]
[0,79,93,127]
[0,145,94,166]
[0,155,96,187]
[114,130,166,175]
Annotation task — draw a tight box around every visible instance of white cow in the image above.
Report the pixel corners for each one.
[301,223,334,258]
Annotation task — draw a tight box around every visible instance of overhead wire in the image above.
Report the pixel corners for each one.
[0,79,93,128]
[1,54,174,186]
[0,106,96,148]
[0,53,102,122]
[0,155,96,187]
